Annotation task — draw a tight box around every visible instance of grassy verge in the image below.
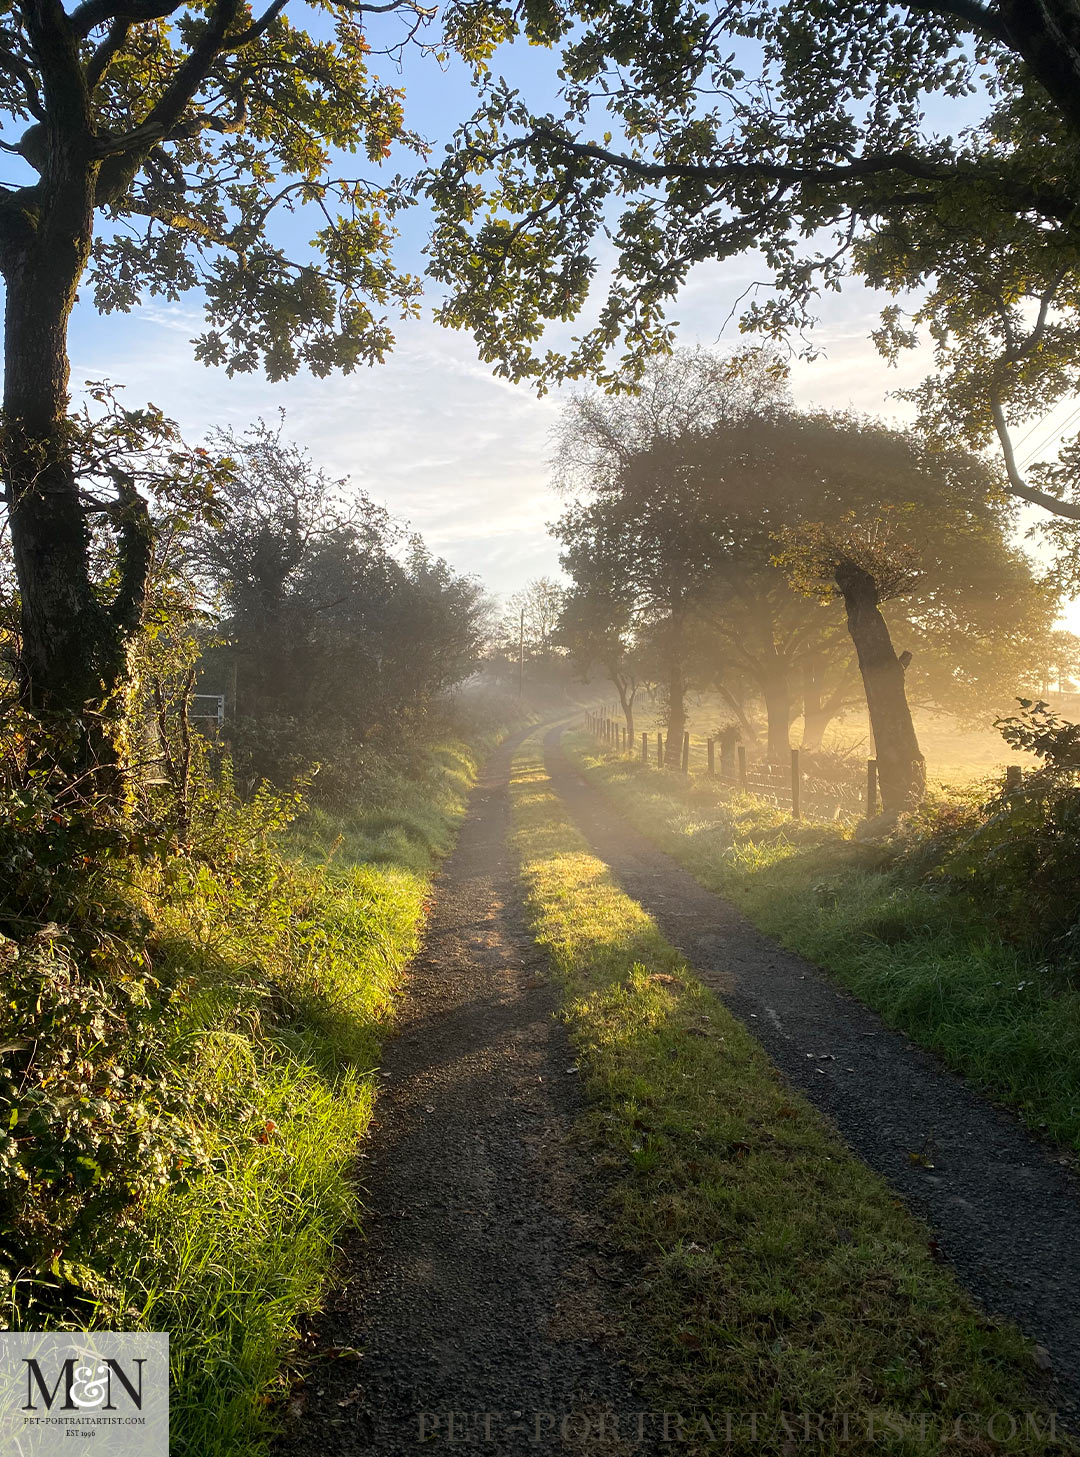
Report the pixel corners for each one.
[116,737,493,1455]
[510,732,1070,1454]
[565,734,1080,1152]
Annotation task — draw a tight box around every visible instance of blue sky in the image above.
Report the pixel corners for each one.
[61,20,1080,627]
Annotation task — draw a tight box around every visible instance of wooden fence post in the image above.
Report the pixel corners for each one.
[681,731,690,773]
[657,731,664,768]
[790,748,801,821]
[707,737,715,776]
[641,731,648,763]
[866,759,879,820]
[737,745,747,789]
[1006,764,1023,791]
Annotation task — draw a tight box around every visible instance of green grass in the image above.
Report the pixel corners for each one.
[510,731,1070,1454]
[566,733,1080,1152]
[111,735,493,1456]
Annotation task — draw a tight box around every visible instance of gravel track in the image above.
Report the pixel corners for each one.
[277,725,650,1457]
[544,723,1080,1421]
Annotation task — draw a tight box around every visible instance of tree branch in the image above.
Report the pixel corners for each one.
[504,127,1077,225]
[0,44,46,119]
[86,18,130,91]
[903,0,1009,44]
[70,0,185,41]
[25,0,90,135]
[990,390,1080,521]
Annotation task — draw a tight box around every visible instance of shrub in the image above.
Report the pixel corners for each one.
[895,701,1080,972]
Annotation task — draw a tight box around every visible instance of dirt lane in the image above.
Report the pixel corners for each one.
[544,724,1080,1422]
[278,726,647,1457]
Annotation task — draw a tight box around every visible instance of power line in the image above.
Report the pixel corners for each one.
[1017,399,1080,470]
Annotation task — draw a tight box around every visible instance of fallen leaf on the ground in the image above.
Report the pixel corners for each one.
[337,1387,364,1408]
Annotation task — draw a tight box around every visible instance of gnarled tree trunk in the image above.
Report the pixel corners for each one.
[1,142,149,781]
[834,560,924,811]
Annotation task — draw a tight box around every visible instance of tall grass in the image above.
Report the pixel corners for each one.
[107,736,491,1455]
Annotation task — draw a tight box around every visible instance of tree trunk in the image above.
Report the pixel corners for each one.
[715,680,758,745]
[665,624,686,769]
[800,653,841,752]
[834,560,925,811]
[1,160,147,779]
[998,1,1080,137]
[760,666,791,763]
[610,670,635,742]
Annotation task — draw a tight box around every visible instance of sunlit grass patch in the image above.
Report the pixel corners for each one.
[568,735,1080,1151]
[511,734,1069,1452]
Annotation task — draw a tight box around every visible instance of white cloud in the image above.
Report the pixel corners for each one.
[65,267,1080,625]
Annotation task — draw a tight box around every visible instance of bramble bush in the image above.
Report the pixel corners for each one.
[0,711,309,1322]
[895,701,1080,972]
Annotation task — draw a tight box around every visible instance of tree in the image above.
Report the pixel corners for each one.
[554,348,791,752]
[427,0,1080,532]
[560,393,1056,804]
[1037,629,1080,695]
[0,0,491,764]
[558,582,640,739]
[506,577,566,664]
[765,416,1057,808]
[188,418,486,785]
[781,512,929,811]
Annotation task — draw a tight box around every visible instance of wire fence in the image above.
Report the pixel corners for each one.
[582,707,877,823]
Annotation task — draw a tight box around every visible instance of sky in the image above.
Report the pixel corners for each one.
[59,21,1080,628]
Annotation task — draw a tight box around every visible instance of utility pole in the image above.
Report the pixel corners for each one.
[518,607,525,699]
